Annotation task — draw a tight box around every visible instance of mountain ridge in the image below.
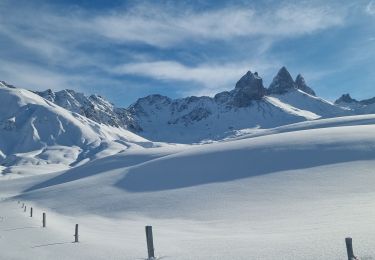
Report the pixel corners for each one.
[2,67,350,143]
[0,66,363,143]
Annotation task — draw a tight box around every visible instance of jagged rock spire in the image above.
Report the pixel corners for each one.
[268,66,296,94]
[295,74,316,96]
[232,70,266,107]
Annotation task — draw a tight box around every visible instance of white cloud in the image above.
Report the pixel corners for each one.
[0,1,347,69]
[114,59,279,94]
[0,62,76,91]
[90,3,345,47]
[366,1,375,15]
[0,26,67,61]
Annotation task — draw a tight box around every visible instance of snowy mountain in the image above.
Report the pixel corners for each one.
[29,67,352,143]
[3,67,354,145]
[128,67,349,143]
[34,89,141,132]
[0,81,157,176]
[335,93,375,114]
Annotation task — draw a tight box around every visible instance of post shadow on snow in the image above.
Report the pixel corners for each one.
[136,256,170,260]
[2,226,40,231]
[116,144,375,192]
[31,241,74,248]
[23,152,163,193]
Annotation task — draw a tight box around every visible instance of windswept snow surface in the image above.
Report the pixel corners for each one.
[1,115,375,259]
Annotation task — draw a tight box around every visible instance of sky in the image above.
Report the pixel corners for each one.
[0,0,374,107]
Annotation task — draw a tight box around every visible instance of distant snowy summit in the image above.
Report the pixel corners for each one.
[215,66,315,107]
[268,66,315,96]
[27,66,348,143]
[335,93,375,114]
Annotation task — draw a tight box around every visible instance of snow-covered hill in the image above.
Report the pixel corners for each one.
[1,114,375,259]
[0,81,158,176]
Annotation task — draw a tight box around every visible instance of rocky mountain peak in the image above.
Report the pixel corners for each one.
[335,94,358,104]
[278,66,292,78]
[295,74,316,96]
[235,71,262,89]
[231,70,266,107]
[268,66,297,94]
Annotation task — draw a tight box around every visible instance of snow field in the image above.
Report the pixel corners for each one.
[2,120,375,259]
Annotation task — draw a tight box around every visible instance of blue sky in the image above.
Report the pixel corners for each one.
[0,0,374,106]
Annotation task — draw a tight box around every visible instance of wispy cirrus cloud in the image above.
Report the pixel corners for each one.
[0,61,80,91]
[0,1,346,52]
[114,59,279,93]
[90,3,345,47]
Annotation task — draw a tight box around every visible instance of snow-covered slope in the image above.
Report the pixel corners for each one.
[1,114,375,259]
[128,93,319,143]
[0,81,156,176]
[272,89,352,118]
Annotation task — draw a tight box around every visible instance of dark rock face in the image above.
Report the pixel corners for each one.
[169,107,211,125]
[268,66,297,94]
[295,74,316,96]
[231,71,266,107]
[334,94,358,104]
[214,91,231,104]
[0,81,16,89]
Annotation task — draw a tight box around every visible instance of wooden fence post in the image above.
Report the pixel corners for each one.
[74,224,79,242]
[145,226,155,259]
[30,207,33,217]
[345,237,356,260]
[42,213,46,228]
